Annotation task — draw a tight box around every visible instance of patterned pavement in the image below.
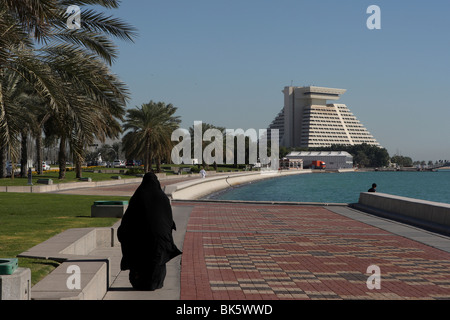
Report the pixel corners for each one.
[176,202,450,300]
[51,176,450,301]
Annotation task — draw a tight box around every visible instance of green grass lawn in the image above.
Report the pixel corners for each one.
[1,164,247,187]
[0,170,138,186]
[0,192,129,286]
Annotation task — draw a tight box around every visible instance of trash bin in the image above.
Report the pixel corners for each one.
[0,258,18,275]
[93,201,128,206]
[91,201,129,218]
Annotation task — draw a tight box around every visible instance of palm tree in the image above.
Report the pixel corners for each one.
[0,70,29,178]
[0,0,137,180]
[33,100,51,175]
[188,122,226,168]
[44,45,129,179]
[35,1,135,179]
[122,101,181,173]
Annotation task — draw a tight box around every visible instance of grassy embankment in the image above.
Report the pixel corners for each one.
[0,192,129,286]
[0,169,135,186]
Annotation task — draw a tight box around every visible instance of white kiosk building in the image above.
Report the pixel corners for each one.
[285,151,354,170]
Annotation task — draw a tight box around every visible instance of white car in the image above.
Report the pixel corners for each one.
[113,159,125,168]
[42,161,51,171]
[6,162,20,175]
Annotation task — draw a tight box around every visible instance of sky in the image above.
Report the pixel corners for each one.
[94,0,450,162]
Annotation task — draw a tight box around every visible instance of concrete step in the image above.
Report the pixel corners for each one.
[18,221,122,300]
[31,261,108,300]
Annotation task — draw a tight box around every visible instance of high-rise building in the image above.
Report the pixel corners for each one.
[268,86,380,148]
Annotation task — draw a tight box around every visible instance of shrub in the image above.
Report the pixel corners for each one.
[190,166,200,173]
[127,168,145,175]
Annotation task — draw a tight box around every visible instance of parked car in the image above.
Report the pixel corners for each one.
[125,160,137,167]
[6,162,20,176]
[113,159,125,167]
[42,161,51,171]
[6,161,12,175]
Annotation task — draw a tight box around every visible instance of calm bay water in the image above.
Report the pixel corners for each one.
[210,170,450,204]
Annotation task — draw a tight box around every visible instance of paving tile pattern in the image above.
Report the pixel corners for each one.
[178,202,450,300]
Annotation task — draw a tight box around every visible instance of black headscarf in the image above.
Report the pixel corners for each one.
[117,172,182,271]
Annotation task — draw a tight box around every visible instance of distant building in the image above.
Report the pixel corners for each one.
[285,151,354,170]
[267,86,380,148]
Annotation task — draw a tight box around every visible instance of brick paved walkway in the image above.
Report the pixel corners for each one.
[177,202,450,300]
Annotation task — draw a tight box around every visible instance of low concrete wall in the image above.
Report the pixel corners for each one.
[19,227,117,261]
[2,178,143,193]
[0,172,205,194]
[0,268,31,300]
[354,192,450,235]
[164,169,312,200]
[18,225,120,300]
[30,261,108,300]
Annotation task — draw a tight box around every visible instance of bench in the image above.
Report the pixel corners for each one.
[37,179,53,185]
[171,167,181,174]
[171,167,192,175]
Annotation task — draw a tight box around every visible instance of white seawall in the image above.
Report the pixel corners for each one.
[164,170,312,200]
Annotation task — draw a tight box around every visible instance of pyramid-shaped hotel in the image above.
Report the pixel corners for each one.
[267,86,380,148]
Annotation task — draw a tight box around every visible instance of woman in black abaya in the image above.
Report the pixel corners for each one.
[117,172,182,290]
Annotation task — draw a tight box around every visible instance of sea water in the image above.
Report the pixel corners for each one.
[210,170,450,204]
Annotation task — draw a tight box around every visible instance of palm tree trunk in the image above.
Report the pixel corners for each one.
[58,136,67,180]
[148,142,153,172]
[144,144,149,173]
[156,155,161,173]
[0,77,5,178]
[36,130,43,175]
[145,136,152,173]
[75,153,82,178]
[20,131,28,178]
[0,146,5,178]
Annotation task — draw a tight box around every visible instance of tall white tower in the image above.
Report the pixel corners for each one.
[269,86,380,148]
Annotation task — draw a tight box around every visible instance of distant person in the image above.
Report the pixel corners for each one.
[368,183,377,192]
[200,168,206,179]
[117,172,182,291]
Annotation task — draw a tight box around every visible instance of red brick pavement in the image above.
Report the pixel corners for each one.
[176,202,450,300]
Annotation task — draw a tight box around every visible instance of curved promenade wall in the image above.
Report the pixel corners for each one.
[164,170,312,200]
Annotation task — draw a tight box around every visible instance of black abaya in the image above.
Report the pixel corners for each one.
[117,172,182,290]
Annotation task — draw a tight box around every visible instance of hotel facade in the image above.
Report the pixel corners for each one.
[268,86,380,148]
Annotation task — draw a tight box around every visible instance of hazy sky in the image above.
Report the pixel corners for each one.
[97,0,450,162]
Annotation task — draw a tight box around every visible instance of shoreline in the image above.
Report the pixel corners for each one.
[202,169,349,200]
[196,169,450,206]
[165,168,357,201]
[164,169,314,200]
